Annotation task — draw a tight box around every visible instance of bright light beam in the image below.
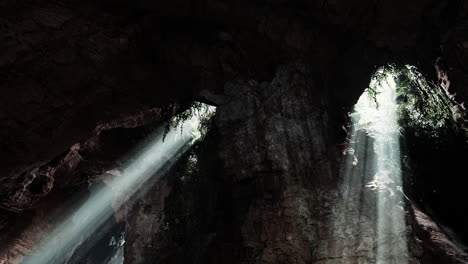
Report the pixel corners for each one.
[331,71,409,263]
[23,104,216,264]
[355,73,409,263]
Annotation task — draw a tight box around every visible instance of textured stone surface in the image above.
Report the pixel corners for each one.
[0,0,464,183]
[215,65,334,264]
[0,107,168,264]
[212,65,467,263]
[0,0,468,263]
[122,65,466,264]
[412,204,468,264]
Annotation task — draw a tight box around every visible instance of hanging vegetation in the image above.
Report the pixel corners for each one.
[163,102,216,142]
[368,65,466,143]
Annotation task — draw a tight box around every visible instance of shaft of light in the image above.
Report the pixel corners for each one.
[23,105,215,264]
[355,74,408,263]
[333,72,408,262]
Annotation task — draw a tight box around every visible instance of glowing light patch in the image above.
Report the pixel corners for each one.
[23,103,216,264]
[355,72,408,263]
[334,69,409,263]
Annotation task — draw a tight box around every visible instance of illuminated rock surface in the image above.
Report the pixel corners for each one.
[1,1,468,263]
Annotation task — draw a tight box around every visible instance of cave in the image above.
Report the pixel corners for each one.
[1,1,468,264]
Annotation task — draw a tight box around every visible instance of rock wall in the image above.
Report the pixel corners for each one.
[212,65,468,263]
[123,65,468,264]
[0,109,169,264]
[1,0,468,263]
[215,65,336,262]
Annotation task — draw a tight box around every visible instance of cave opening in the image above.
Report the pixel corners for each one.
[337,64,467,262]
[376,65,468,245]
[338,67,408,263]
[21,103,216,264]
[2,2,468,263]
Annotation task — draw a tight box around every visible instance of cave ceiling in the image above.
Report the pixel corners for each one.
[1,1,468,263]
[2,0,466,180]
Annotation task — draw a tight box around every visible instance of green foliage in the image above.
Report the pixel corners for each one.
[367,67,391,108]
[394,65,460,140]
[162,101,216,141]
[369,65,464,142]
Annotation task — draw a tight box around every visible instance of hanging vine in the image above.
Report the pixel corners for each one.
[162,102,216,142]
[367,64,466,142]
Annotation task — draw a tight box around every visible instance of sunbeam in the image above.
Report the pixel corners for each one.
[356,73,408,263]
[22,103,216,264]
[333,69,409,263]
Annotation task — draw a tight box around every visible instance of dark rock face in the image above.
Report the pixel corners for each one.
[0,108,168,263]
[123,125,231,264]
[122,65,467,264]
[215,65,338,263]
[1,0,468,264]
[0,107,165,212]
[1,0,464,183]
[213,65,467,264]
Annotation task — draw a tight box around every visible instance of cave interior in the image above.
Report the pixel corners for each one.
[1,1,468,264]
